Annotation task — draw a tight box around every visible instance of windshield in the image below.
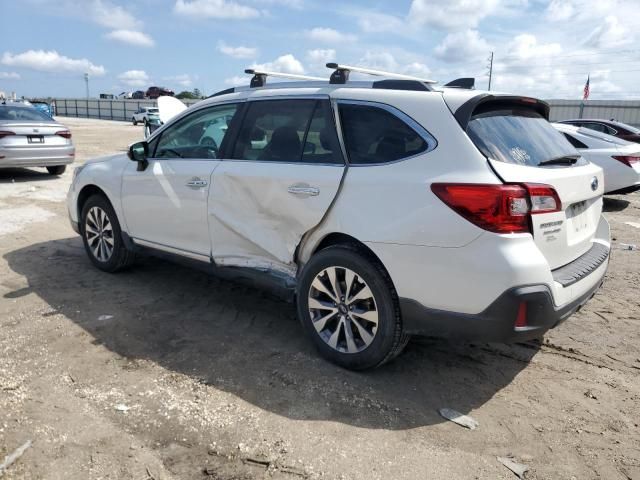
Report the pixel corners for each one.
[467,108,584,167]
[0,105,54,122]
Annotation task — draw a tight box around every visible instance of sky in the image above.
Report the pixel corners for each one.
[1,0,640,100]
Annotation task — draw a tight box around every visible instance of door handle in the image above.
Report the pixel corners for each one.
[288,184,320,196]
[186,178,208,188]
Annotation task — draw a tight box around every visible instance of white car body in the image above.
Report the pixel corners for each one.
[132,107,159,124]
[553,123,640,194]
[68,80,611,368]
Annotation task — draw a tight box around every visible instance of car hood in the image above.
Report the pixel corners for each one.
[83,153,127,166]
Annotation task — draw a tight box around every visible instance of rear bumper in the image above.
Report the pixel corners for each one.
[401,271,606,342]
[401,236,610,342]
[0,145,75,168]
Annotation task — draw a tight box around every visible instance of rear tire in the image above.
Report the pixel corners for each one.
[80,194,135,272]
[46,165,66,175]
[297,245,406,370]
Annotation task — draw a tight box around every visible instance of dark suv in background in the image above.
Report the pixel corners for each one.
[558,119,640,143]
[145,86,175,99]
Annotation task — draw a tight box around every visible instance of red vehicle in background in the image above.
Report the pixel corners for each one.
[145,86,175,99]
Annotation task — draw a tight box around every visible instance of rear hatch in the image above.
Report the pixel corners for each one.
[0,122,70,147]
[459,96,603,270]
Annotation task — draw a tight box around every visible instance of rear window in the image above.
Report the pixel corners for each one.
[467,108,584,167]
[0,106,53,122]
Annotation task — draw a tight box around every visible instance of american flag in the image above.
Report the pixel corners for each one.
[583,75,590,100]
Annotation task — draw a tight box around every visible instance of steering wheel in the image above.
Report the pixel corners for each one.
[200,136,219,158]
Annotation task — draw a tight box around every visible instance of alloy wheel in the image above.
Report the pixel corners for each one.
[308,266,379,354]
[85,206,114,262]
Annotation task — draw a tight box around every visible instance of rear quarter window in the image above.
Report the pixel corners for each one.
[338,103,430,165]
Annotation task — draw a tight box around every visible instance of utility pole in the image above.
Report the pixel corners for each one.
[84,73,90,98]
[487,51,494,91]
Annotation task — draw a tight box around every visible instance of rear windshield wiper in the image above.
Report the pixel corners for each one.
[538,154,580,166]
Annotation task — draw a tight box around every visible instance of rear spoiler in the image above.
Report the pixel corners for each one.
[444,78,475,89]
[454,94,550,130]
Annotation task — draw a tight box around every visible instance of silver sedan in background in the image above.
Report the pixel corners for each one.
[0,102,75,175]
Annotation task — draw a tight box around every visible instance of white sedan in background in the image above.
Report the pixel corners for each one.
[553,123,640,194]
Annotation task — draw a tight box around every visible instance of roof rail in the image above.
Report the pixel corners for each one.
[326,63,437,85]
[244,69,325,88]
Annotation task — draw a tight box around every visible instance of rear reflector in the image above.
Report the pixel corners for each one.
[515,302,528,328]
[55,130,72,139]
[0,131,16,139]
[431,183,561,234]
[612,155,640,167]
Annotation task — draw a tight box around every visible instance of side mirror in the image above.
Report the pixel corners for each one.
[128,141,149,171]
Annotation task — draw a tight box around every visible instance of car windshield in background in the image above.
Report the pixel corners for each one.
[467,108,583,167]
[0,105,54,122]
[577,126,633,145]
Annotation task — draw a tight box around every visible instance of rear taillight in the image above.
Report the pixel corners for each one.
[55,130,72,139]
[612,155,640,167]
[0,131,16,139]
[431,183,561,234]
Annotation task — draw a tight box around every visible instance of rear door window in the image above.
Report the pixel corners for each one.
[232,99,315,162]
[338,103,428,164]
[467,108,586,167]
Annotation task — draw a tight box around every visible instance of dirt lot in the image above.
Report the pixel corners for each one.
[1,116,639,480]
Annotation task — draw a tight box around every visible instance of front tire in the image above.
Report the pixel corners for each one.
[80,194,135,272]
[297,245,406,370]
[46,165,66,175]
[132,117,138,126]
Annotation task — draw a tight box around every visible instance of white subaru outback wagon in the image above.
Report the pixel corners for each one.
[67,69,610,370]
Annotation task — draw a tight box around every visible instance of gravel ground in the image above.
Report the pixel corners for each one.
[0,116,639,480]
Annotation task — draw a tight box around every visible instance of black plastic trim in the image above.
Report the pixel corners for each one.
[208,87,235,98]
[552,243,609,287]
[372,80,433,92]
[444,78,475,89]
[454,95,551,130]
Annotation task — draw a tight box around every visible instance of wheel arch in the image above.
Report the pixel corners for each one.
[77,184,115,226]
[303,232,398,296]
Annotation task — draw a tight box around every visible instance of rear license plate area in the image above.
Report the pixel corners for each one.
[567,201,588,233]
[27,135,44,144]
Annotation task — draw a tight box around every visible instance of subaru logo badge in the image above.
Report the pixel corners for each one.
[591,177,598,191]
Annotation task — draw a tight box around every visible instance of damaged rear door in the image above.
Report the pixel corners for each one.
[209,97,345,272]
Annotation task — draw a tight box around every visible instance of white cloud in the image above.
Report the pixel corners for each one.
[356,11,405,34]
[306,49,336,73]
[118,70,149,87]
[251,54,305,74]
[408,0,526,30]
[105,29,155,47]
[306,27,356,44]
[358,51,431,79]
[585,15,631,48]
[0,72,20,80]
[88,0,141,29]
[434,30,491,63]
[218,42,258,59]
[174,0,260,19]
[224,75,248,86]
[165,74,194,88]
[1,50,105,76]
